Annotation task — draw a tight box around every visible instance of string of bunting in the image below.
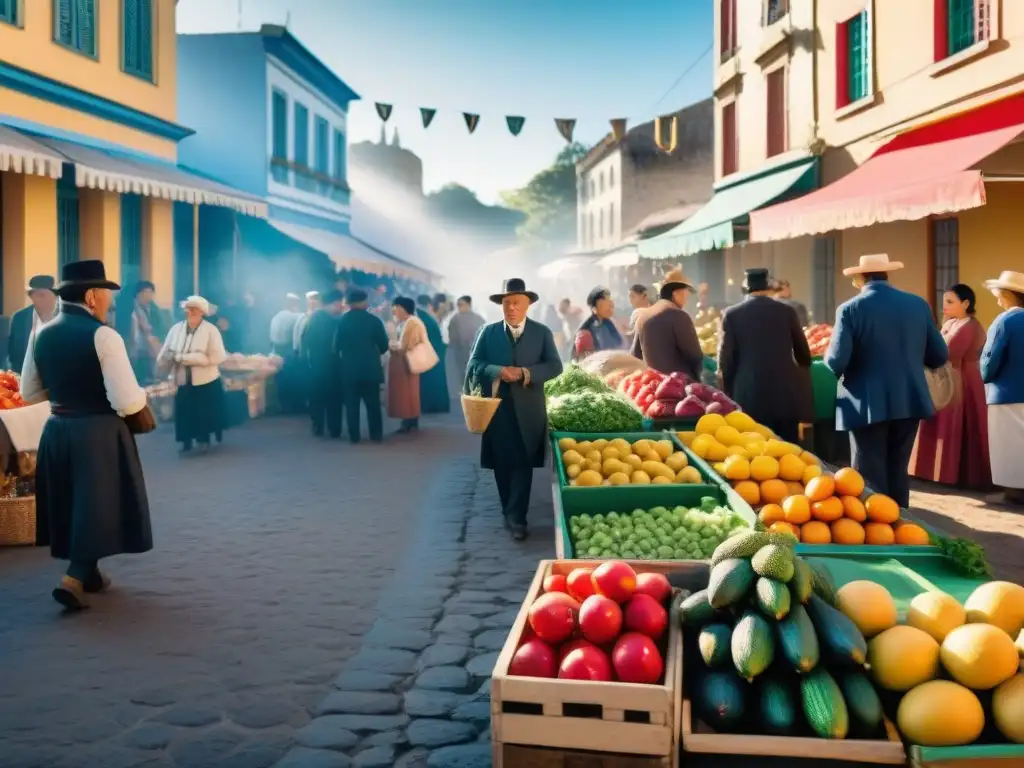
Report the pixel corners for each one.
[372,102,680,152]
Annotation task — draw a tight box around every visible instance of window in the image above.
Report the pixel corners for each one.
[54,0,97,58]
[720,0,737,62]
[766,67,786,158]
[0,0,19,26]
[836,11,871,108]
[332,128,347,202]
[721,101,737,176]
[271,90,288,183]
[590,178,596,197]
[932,218,959,318]
[588,212,594,244]
[599,173,604,194]
[57,168,80,268]
[315,116,330,195]
[609,203,615,236]
[120,194,143,300]
[936,0,990,60]
[580,214,587,247]
[812,236,836,325]
[599,209,605,239]
[764,0,789,25]
[122,0,154,81]
[293,102,313,192]
[609,166,615,188]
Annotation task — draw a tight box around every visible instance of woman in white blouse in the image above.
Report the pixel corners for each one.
[159,296,227,454]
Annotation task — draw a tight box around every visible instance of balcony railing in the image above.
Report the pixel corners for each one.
[270,156,350,203]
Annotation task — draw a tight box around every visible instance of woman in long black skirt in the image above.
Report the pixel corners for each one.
[158,296,228,453]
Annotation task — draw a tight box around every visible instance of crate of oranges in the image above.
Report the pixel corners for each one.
[677,414,937,557]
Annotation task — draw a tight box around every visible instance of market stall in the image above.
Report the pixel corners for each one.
[0,373,45,546]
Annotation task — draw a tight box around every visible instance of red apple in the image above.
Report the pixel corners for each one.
[591,561,637,604]
[623,594,669,640]
[566,568,596,602]
[612,632,664,684]
[528,592,579,644]
[543,574,568,594]
[578,594,623,645]
[559,645,613,681]
[508,638,557,678]
[633,572,672,604]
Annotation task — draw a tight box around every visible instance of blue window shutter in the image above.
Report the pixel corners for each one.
[120,194,143,296]
[138,0,153,78]
[78,0,96,56]
[271,91,288,183]
[293,103,308,165]
[315,117,329,174]
[57,168,80,268]
[332,129,345,180]
[55,0,74,45]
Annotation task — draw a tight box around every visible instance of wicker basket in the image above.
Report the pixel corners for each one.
[461,379,502,434]
[0,495,36,546]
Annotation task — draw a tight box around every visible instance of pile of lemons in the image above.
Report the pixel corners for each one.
[558,436,704,487]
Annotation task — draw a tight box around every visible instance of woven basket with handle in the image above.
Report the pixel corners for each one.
[0,495,36,547]
[461,378,502,434]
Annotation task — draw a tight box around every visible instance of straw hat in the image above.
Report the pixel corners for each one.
[657,268,695,293]
[842,253,905,277]
[180,295,217,315]
[983,270,1024,294]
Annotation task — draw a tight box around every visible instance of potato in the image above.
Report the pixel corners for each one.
[602,459,627,477]
[610,438,632,455]
[654,440,674,459]
[592,439,609,451]
[664,451,689,471]
[601,446,620,461]
[566,463,582,479]
[585,450,602,464]
[640,460,675,481]
[632,439,653,455]
[586,460,603,473]
[630,470,652,485]
[622,454,643,470]
[576,441,593,454]
[608,471,631,486]
[642,450,662,464]
[652,475,672,484]
[557,437,577,451]
[677,466,702,484]
[562,449,584,467]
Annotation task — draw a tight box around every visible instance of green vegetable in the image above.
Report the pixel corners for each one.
[805,594,867,666]
[698,623,733,668]
[841,671,883,732]
[708,558,756,609]
[800,668,849,739]
[760,676,799,735]
[697,671,747,731]
[546,391,642,433]
[754,577,792,620]
[731,609,775,681]
[808,559,840,607]
[776,602,820,673]
[710,530,769,566]
[681,589,726,627]
[789,556,814,603]
[931,534,992,579]
[544,364,611,398]
[751,544,796,582]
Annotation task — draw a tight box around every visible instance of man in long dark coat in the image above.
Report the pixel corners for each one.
[717,268,814,443]
[466,279,563,541]
[8,274,57,373]
[302,290,345,438]
[335,288,390,443]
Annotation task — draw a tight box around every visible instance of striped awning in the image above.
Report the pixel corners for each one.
[0,126,64,178]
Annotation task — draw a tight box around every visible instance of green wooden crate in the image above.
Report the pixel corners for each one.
[909,743,1024,765]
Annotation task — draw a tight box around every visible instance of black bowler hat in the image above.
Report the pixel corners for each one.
[742,268,772,294]
[55,260,121,297]
[26,275,55,294]
[489,277,539,305]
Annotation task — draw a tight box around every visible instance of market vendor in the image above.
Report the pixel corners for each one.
[8,274,57,374]
[269,293,302,412]
[630,269,703,382]
[304,290,345,438]
[23,260,154,611]
[466,278,562,541]
[158,296,228,453]
[572,287,623,360]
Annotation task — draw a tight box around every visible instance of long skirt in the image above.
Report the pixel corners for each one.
[387,353,421,420]
[175,378,226,445]
[36,413,152,561]
[988,403,1024,489]
[420,343,451,414]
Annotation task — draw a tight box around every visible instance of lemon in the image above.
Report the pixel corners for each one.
[714,425,743,447]
[566,463,582,479]
[601,446,620,461]
[575,469,603,487]
[725,411,756,432]
[705,440,729,463]
[695,413,727,435]
[723,455,751,481]
[557,437,577,451]
[562,449,583,467]
[677,431,696,446]
[664,451,689,471]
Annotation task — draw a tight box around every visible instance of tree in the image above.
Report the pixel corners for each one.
[424,183,525,236]
[501,142,590,247]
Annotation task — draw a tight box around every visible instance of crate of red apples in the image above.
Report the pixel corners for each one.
[491,559,686,764]
[0,371,27,410]
[620,368,739,422]
[804,324,833,357]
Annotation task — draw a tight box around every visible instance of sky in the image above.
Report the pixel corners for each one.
[176,0,714,204]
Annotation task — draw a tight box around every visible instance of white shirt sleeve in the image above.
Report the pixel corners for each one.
[94,326,147,417]
[19,327,47,404]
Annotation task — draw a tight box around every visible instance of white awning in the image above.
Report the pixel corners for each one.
[0,126,64,178]
[36,136,268,218]
[269,219,429,280]
[537,255,602,279]
[597,245,640,268]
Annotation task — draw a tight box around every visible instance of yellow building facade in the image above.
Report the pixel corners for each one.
[0,0,263,319]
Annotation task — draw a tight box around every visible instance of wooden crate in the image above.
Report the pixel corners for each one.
[495,742,674,767]
[908,744,1024,767]
[491,559,687,767]
[680,696,906,764]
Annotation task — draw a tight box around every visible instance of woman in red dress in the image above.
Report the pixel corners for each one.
[910,284,992,488]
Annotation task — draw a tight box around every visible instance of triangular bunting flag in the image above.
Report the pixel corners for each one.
[654,116,679,154]
[375,103,393,122]
[555,118,576,143]
[610,118,628,142]
[505,115,526,136]
[420,108,437,129]
[463,113,480,134]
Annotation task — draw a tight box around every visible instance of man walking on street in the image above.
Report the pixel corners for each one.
[304,290,345,438]
[335,289,390,443]
[8,275,57,374]
[447,295,485,386]
[270,293,303,412]
[467,279,563,541]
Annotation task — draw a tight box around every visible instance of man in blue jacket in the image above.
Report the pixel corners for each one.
[825,254,948,509]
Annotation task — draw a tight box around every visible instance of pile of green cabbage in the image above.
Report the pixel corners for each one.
[544,364,611,398]
[547,390,643,433]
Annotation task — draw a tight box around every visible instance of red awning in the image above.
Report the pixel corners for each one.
[750,91,1024,242]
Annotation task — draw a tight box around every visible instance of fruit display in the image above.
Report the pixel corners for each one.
[567,499,751,560]
[558,435,707,487]
[804,324,833,357]
[695,306,722,357]
[508,560,672,684]
[620,368,739,421]
[0,371,26,409]
[682,531,884,741]
[834,579,1024,747]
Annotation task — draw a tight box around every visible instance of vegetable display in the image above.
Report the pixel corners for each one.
[558,435,704,486]
[0,371,26,410]
[620,368,739,420]
[804,324,833,357]
[544,364,612,398]
[547,391,643,433]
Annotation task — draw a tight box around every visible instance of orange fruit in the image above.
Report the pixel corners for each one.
[759,503,785,526]
[831,518,866,545]
[865,494,900,524]
[802,463,823,485]
[834,467,865,497]
[864,522,896,545]
[769,521,801,539]
[894,522,930,546]
[811,496,844,522]
[734,480,761,506]
[778,454,806,482]
[805,475,836,502]
[841,495,867,522]
[760,479,789,505]
[750,455,780,482]
[785,481,806,496]
[800,450,821,467]
[801,520,832,544]
[782,494,811,525]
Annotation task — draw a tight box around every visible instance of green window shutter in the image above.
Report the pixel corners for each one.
[77,0,96,57]
[332,129,345,180]
[55,0,74,46]
[271,91,288,183]
[846,12,869,103]
[0,0,18,26]
[57,168,80,269]
[123,0,138,73]
[123,0,152,79]
[948,0,976,55]
[137,0,153,78]
[294,103,313,192]
[315,117,329,174]
[120,194,143,295]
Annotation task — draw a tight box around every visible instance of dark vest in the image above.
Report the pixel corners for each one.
[34,304,114,415]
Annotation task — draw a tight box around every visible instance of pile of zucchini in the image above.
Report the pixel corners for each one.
[681,530,883,740]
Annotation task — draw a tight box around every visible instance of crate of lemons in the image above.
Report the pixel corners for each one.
[557,435,705,487]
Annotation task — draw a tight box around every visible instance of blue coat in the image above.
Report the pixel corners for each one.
[466,318,563,469]
[825,282,948,431]
[981,306,1024,405]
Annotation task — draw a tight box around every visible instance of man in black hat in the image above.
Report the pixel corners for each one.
[466,279,563,540]
[7,275,57,374]
[20,260,153,611]
[335,288,390,443]
[718,268,813,443]
[303,290,346,438]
